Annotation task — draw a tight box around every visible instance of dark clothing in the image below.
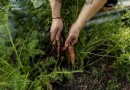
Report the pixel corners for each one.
[105,0,118,7]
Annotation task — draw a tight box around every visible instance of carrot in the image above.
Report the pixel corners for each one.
[68,45,75,65]
[56,40,60,62]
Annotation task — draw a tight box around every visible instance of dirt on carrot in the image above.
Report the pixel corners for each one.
[56,40,60,62]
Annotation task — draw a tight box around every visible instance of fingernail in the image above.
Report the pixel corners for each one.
[65,44,68,47]
[56,38,59,40]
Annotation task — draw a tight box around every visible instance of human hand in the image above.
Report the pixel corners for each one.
[63,23,81,50]
[50,18,63,44]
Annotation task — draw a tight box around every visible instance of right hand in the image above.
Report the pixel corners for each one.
[50,18,63,43]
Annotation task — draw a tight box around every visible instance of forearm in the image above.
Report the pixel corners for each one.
[49,0,62,18]
[75,0,107,29]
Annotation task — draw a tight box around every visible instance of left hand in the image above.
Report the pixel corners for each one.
[63,23,81,50]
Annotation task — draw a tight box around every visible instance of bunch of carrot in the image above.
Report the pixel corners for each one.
[52,40,75,65]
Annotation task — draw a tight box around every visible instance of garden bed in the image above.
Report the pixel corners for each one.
[0,1,130,90]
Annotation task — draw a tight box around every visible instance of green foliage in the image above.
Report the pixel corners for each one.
[0,1,81,89]
[0,0,130,89]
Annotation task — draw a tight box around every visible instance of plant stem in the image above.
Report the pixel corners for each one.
[5,23,23,69]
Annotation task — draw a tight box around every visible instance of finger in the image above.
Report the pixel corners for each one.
[52,40,56,46]
[66,35,73,44]
[62,36,72,50]
[56,30,62,40]
[62,44,69,51]
[71,39,78,46]
[50,29,58,41]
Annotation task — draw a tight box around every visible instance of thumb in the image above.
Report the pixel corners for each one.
[62,35,72,51]
[72,39,78,46]
[65,36,72,45]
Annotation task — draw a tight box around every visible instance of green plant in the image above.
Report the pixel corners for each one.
[0,0,130,89]
[0,1,83,89]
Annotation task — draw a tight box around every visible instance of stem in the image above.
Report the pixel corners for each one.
[85,46,116,67]
[44,70,83,77]
[5,23,23,69]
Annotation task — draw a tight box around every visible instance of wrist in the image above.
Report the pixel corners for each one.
[52,13,61,18]
[52,16,61,19]
[74,21,84,30]
[52,17,62,22]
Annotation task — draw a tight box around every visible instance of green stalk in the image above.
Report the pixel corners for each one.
[2,4,23,69]
[5,23,23,69]
[43,70,83,77]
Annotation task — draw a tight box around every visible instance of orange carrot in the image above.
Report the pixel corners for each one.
[68,45,75,65]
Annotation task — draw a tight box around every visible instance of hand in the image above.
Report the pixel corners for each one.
[50,19,63,43]
[63,23,81,50]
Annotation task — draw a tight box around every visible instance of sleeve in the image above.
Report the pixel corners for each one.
[105,0,118,7]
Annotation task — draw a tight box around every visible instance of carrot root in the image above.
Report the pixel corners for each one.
[57,45,60,62]
[68,45,75,65]
[56,40,60,62]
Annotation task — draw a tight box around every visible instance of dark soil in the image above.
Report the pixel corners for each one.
[52,67,130,90]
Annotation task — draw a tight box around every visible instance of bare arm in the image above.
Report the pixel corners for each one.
[49,0,62,18]
[75,0,107,28]
[49,0,63,42]
[64,0,107,50]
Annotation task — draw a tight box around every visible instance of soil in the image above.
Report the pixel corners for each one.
[52,67,130,90]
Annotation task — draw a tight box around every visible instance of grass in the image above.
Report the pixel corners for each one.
[0,0,130,90]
